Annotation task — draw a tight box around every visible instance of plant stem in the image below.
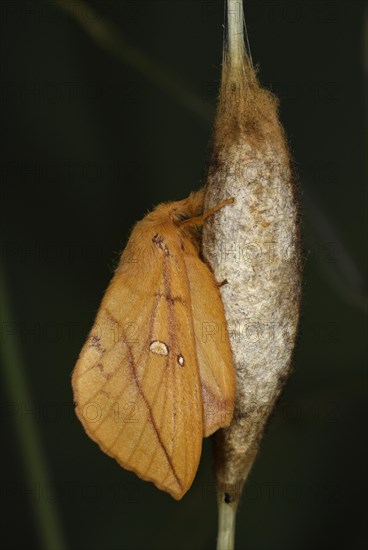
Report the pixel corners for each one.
[204,0,302,548]
[226,0,245,64]
[50,0,212,122]
[0,264,66,550]
[217,499,238,550]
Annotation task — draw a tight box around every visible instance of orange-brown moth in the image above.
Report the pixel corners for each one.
[72,188,235,499]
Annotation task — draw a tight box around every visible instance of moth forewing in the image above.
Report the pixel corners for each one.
[72,190,235,499]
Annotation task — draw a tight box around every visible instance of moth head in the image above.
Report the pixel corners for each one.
[170,189,205,225]
[143,189,205,227]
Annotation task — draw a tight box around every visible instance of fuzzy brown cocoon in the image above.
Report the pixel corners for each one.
[203,53,301,504]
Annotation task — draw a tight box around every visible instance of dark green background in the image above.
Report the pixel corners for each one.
[1,1,366,549]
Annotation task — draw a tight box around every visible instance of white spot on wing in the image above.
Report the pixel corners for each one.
[178,354,185,366]
[150,340,169,356]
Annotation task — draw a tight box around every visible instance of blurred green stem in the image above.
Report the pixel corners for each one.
[0,264,66,550]
[51,0,212,122]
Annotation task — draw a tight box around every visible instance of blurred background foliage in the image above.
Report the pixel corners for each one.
[0,1,366,549]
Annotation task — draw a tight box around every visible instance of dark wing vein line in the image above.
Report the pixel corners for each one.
[101,296,168,454]
[119,322,183,490]
[122,292,173,473]
[89,295,164,442]
[74,294,150,383]
[163,258,177,443]
[136,255,182,480]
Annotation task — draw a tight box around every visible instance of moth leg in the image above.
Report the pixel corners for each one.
[202,197,234,222]
[180,197,234,227]
[218,279,229,288]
